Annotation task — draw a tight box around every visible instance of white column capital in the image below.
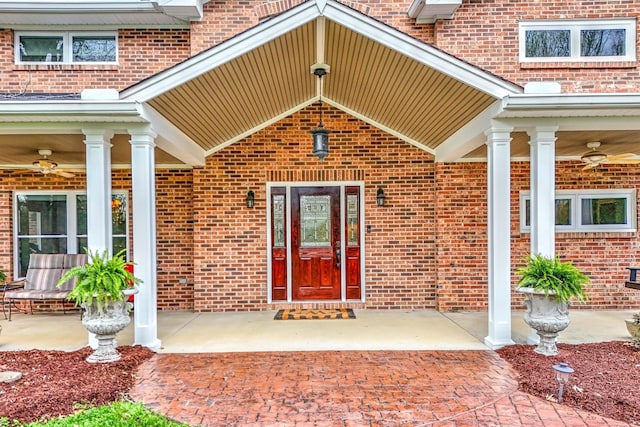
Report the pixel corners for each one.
[128,127,157,145]
[82,129,115,145]
[527,127,558,146]
[485,127,513,145]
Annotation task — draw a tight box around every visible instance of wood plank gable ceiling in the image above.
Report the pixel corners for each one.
[148,18,496,154]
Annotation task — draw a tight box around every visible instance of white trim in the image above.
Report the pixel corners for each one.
[519,189,637,233]
[519,19,636,63]
[325,98,435,155]
[266,181,366,304]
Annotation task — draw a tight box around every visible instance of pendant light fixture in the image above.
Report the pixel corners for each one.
[310,66,330,160]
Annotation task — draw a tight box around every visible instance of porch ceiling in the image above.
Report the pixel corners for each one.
[147,19,497,154]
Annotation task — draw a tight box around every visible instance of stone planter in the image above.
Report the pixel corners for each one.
[81,288,137,363]
[518,287,570,356]
[625,319,640,340]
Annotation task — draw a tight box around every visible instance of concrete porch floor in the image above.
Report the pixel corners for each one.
[0,309,636,352]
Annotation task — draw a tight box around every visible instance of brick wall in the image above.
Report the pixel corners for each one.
[0,29,190,93]
[436,161,640,312]
[192,103,437,311]
[0,168,194,310]
[2,1,637,95]
[434,0,640,92]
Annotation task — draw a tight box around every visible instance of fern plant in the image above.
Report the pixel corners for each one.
[58,249,141,310]
[517,253,589,302]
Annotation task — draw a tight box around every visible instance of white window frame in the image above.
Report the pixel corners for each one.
[520,189,636,233]
[14,31,118,65]
[519,19,636,63]
[13,190,129,279]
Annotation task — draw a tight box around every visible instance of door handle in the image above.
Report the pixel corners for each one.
[335,243,341,269]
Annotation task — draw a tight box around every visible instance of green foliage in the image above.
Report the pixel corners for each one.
[0,270,6,283]
[58,249,141,310]
[2,401,188,427]
[517,253,590,302]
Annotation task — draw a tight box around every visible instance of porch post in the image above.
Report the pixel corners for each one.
[83,129,114,254]
[484,126,515,349]
[526,127,557,344]
[527,127,557,257]
[83,129,114,349]
[129,127,161,349]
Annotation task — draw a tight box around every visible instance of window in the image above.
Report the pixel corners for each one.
[519,20,636,62]
[15,32,117,64]
[520,189,636,233]
[14,191,128,277]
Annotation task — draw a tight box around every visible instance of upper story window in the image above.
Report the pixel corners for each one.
[15,32,117,64]
[519,19,636,63]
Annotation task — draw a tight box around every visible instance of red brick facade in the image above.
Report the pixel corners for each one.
[0,1,639,313]
[0,169,195,311]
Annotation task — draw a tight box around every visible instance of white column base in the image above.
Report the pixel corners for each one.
[134,326,161,350]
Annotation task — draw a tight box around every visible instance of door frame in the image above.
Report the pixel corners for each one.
[266,181,366,303]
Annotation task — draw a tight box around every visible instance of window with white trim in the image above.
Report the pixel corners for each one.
[519,19,636,62]
[15,32,117,64]
[520,189,636,233]
[13,191,128,277]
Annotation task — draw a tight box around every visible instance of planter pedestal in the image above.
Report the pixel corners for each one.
[82,297,133,363]
[519,287,570,356]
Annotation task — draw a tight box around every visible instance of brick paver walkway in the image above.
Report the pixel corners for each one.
[130,351,630,426]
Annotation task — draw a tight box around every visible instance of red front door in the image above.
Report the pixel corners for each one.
[291,186,341,300]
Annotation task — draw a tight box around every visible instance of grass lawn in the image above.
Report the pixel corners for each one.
[0,401,189,427]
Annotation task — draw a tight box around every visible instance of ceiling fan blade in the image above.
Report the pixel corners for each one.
[605,159,640,165]
[52,169,75,178]
[582,162,600,170]
[603,153,637,162]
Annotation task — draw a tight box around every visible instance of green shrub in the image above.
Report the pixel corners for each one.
[517,253,590,302]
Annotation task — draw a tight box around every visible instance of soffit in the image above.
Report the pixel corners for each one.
[0,133,181,166]
[147,19,497,154]
[464,130,640,159]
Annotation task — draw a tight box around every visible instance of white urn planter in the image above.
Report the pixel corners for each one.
[82,288,137,363]
[519,287,570,356]
[625,319,640,341]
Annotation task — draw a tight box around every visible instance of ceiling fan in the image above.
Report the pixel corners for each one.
[29,149,76,178]
[580,142,640,170]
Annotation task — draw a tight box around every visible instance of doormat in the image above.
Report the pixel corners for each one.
[274,308,356,320]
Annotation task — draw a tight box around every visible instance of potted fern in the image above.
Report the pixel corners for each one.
[58,249,140,363]
[517,254,590,356]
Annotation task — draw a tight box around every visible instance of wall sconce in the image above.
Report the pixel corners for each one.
[376,188,386,207]
[245,190,255,209]
[552,362,574,403]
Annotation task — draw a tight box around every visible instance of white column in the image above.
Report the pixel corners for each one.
[130,128,161,349]
[83,129,114,254]
[526,127,557,344]
[484,126,515,349]
[83,129,114,349]
[527,127,557,257]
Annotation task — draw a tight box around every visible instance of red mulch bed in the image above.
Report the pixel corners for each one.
[1,343,639,425]
[0,346,154,423]
[497,341,640,425]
